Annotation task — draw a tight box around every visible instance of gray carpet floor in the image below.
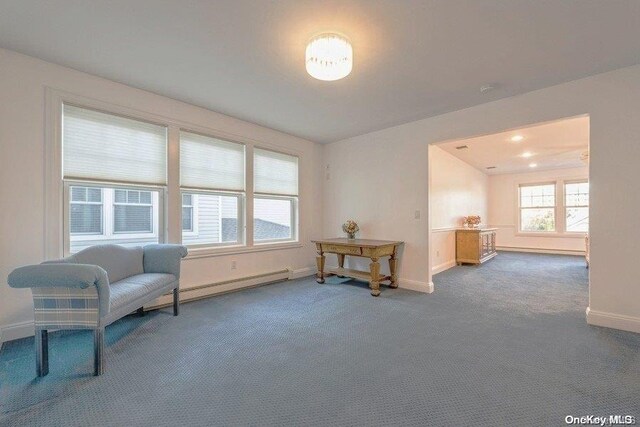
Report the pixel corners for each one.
[1,252,638,426]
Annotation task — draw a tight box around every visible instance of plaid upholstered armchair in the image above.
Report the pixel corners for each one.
[8,244,187,376]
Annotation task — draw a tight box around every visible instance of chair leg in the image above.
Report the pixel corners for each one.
[173,287,179,316]
[35,329,49,377]
[94,327,105,376]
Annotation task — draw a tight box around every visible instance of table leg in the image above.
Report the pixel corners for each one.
[369,257,381,296]
[337,254,345,277]
[316,251,325,284]
[389,251,398,288]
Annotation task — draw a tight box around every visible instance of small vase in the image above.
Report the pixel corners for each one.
[347,233,356,240]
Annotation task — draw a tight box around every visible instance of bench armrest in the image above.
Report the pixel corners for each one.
[8,264,111,314]
[8,263,109,289]
[143,244,188,278]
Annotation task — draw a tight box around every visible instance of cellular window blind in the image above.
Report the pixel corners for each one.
[254,148,299,196]
[180,131,245,191]
[63,105,167,185]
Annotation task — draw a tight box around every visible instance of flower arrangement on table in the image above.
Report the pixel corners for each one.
[463,215,482,228]
[342,220,360,239]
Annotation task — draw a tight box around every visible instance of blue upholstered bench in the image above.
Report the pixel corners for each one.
[8,244,188,376]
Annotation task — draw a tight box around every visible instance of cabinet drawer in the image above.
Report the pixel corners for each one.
[322,244,362,255]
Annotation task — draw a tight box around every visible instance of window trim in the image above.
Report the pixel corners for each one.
[563,179,590,235]
[112,189,154,235]
[253,194,299,244]
[518,181,557,234]
[179,189,245,249]
[63,181,165,256]
[514,178,589,238]
[69,187,104,235]
[47,89,304,260]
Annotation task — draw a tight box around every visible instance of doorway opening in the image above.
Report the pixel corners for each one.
[428,115,590,305]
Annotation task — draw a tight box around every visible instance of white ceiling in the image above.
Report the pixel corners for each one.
[437,115,589,175]
[0,1,639,143]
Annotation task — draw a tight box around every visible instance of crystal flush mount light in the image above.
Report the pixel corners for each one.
[305,33,353,81]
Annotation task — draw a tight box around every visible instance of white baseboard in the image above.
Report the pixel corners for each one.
[147,269,291,309]
[432,260,456,275]
[586,307,640,334]
[497,246,585,256]
[0,320,35,344]
[288,267,316,280]
[398,278,434,294]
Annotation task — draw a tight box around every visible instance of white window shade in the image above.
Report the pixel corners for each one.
[63,105,167,185]
[180,131,245,191]
[254,148,299,196]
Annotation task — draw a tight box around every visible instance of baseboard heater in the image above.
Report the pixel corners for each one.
[145,269,290,311]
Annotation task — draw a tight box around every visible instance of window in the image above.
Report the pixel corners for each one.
[519,183,556,232]
[70,187,103,234]
[182,194,194,232]
[565,181,589,232]
[67,185,161,253]
[63,105,166,253]
[253,149,298,242]
[180,131,245,246]
[113,189,153,233]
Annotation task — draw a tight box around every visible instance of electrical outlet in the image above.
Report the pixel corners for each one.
[414,210,421,219]
[436,250,440,257]
[231,260,237,270]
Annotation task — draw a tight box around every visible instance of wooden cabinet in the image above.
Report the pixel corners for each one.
[456,228,497,265]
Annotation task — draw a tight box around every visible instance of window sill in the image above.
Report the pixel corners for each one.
[185,241,303,260]
[515,231,587,238]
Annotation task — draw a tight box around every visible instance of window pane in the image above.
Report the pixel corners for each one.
[114,189,126,203]
[566,207,589,232]
[71,187,87,202]
[182,207,193,231]
[70,204,102,234]
[127,191,140,204]
[182,194,192,206]
[114,205,152,233]
[182,193,241,246]
[69,186,160,253]
[565,182,589,207]
[520,184,555,208]
[87,188,102,203]
[254,198,293,241]
[521,208,555,232]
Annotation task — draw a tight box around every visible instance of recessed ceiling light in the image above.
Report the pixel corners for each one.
[306,33,353,81]
[511,135,524,142]
[521,151,533,158]
[529,162,538,168]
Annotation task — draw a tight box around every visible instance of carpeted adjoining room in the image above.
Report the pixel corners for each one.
[2,253,639,426]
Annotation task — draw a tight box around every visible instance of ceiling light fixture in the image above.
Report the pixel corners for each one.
[529,162,538,168]
[305,33,353,81]
[521,151,533,158]
[511,135,524,142]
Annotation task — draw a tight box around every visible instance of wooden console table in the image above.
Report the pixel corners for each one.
[312,238,403,297]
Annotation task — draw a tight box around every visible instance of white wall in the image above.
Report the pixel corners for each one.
[488,166,589,254]
[323,63,640,333]
[0,48,323,342]
[429,146,488,274]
